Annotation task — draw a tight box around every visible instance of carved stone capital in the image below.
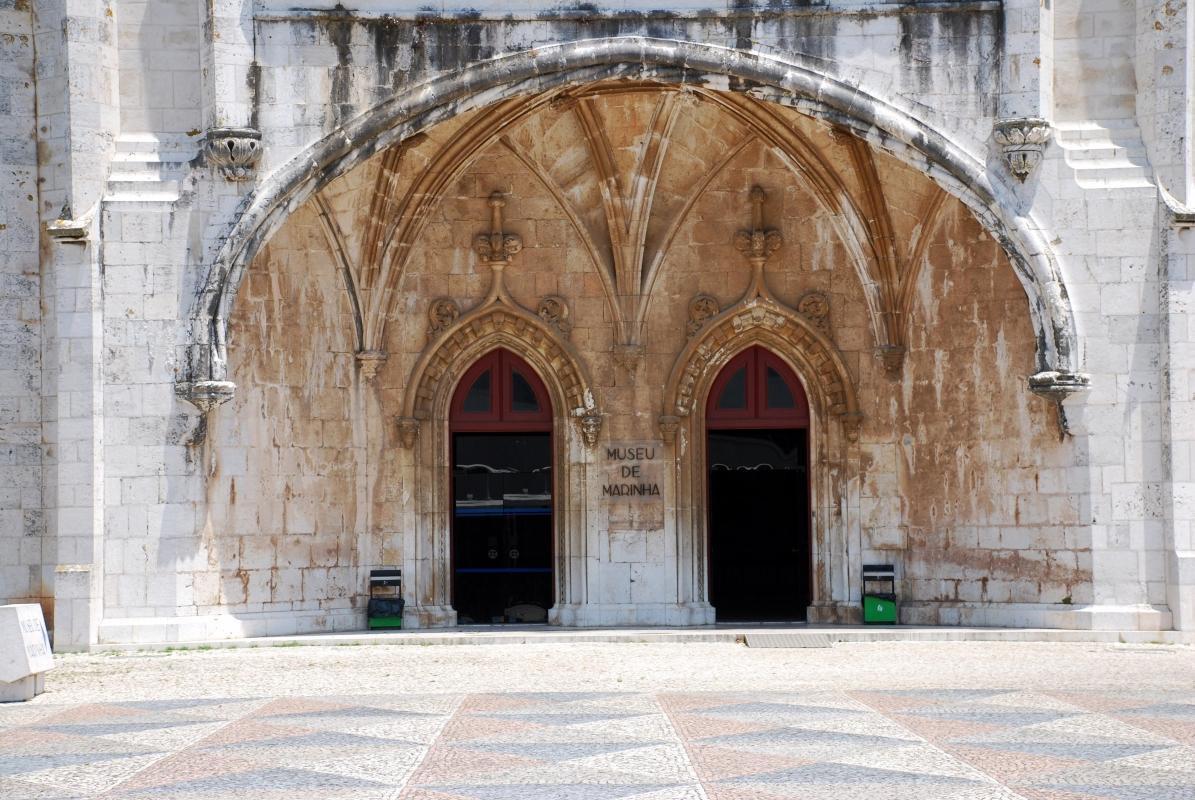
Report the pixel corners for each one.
[577,413,603,448]
[992,118,1051,182]
[205,127,263,181]
[658,415,680,446]
[396,416,420,448]
[177,380,236,413]
[355,350,387,380]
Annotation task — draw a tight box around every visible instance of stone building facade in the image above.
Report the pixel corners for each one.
[1,0,1192,649]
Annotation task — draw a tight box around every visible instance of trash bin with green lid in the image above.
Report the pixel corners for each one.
[367,569,404,629]
[862,564,897,624]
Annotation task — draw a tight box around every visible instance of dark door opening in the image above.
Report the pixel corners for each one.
[706,346,811,621]
[708,428,809,620]
[453,432,552,624]
[450,349,554,625]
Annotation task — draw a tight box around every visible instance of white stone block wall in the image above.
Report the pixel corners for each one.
[0,1,46,612]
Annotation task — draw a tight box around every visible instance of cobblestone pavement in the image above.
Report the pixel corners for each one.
[1,643,1194,798]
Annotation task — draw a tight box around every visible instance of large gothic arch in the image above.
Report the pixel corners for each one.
[184,37,1083,405]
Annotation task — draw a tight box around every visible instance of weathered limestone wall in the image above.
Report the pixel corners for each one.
[0,0,46,610]
[187,89,1083,631]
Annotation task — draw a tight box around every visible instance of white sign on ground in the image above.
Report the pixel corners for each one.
[0,604,54,702]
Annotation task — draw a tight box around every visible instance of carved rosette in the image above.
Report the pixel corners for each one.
[992,118,1051,182]
[426,298,461,338]
[687,294,720,338]
[536,295,571,338]
[658,415,680,446]
[356,350,387,380]
[396,416,420,449]
[796,292,831,336]
[205,127,263,181]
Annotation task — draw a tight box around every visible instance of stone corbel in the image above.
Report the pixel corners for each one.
[992,118,1051,182]
[658,415,680,446]
[176,380,236,414]
[396,416,420,449]
[1029,370,1091,437]
[356,350,387,380]
[45,204,90,241]
[577,413,602,448]
[206,127,263,181]
[839,412,863,444]
[877,345,906,379]
[613,343,645,378]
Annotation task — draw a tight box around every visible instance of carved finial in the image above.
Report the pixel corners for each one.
[474,191,522,263]
[734,186,783,262]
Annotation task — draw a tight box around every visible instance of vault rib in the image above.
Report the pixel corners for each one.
[313,190,365,353]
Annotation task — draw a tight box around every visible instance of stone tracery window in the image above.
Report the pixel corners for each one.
[706,346,809,429]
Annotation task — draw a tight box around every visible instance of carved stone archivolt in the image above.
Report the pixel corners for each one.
[400,192,601,448]
[663,186,861,442]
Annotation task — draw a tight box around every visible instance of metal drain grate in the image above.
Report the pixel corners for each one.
[744,632,835,648]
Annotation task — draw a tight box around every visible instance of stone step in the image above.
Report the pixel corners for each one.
[106,178,181,196]
[102,192,183,206]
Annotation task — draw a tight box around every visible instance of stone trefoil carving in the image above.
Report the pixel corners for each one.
[205,127,263,181]
[992,118,1051,182]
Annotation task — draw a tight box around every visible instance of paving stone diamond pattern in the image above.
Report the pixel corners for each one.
[0,691,1190,798]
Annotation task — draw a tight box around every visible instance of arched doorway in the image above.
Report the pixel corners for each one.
[450,348,554,624]
[706,346,811,621]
